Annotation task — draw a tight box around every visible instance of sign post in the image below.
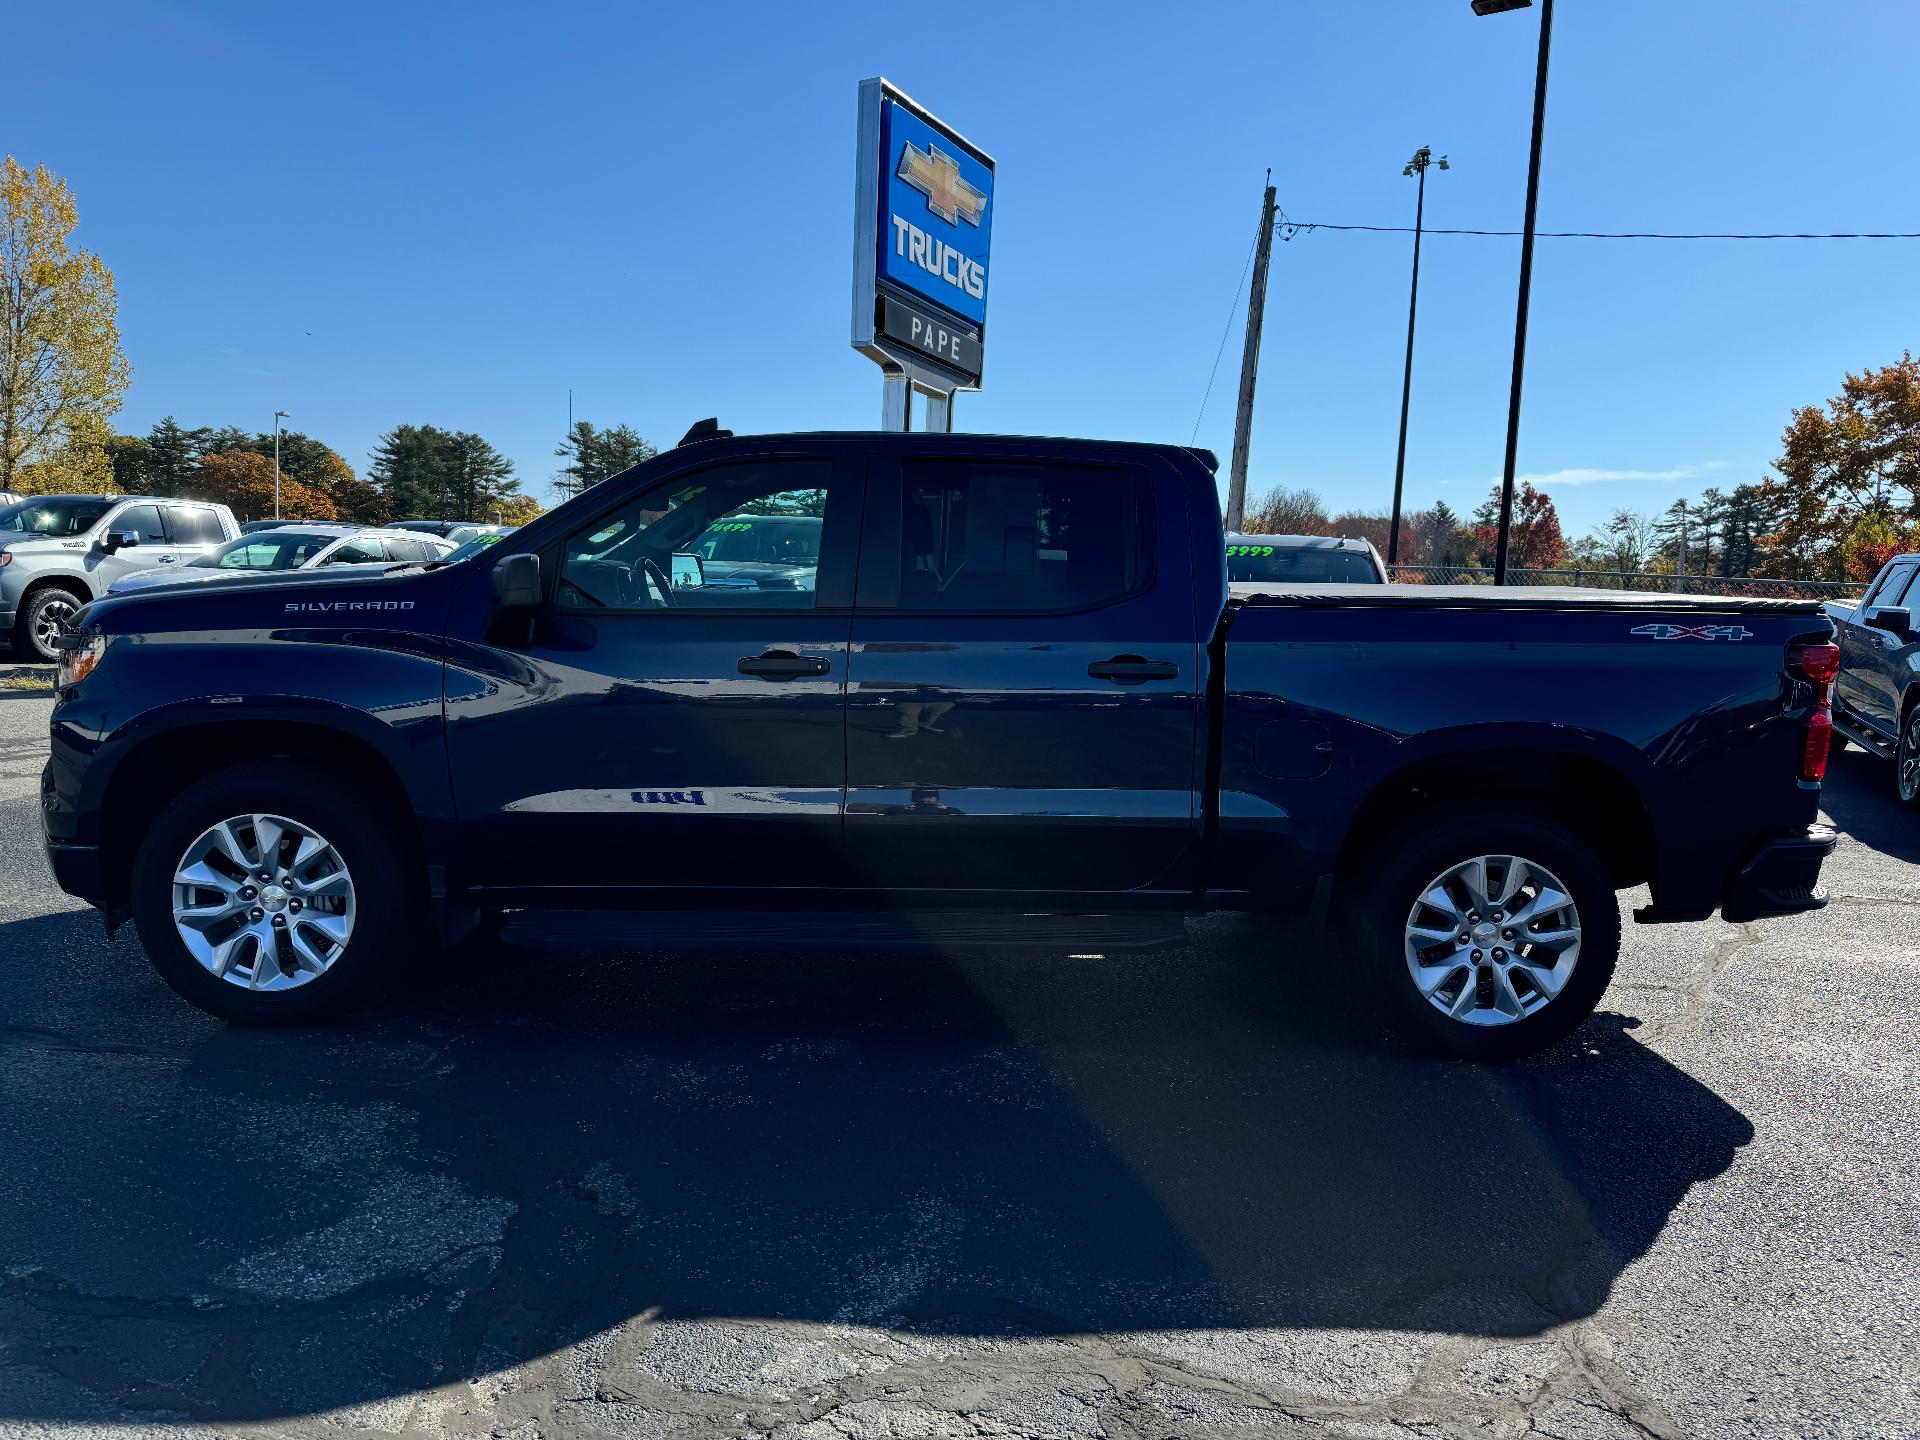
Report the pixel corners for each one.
[852,78,994,431]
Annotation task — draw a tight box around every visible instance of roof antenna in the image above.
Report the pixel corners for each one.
[677,418,732,446]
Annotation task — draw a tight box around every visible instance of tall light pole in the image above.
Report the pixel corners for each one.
[272,410,289,518]
[1474,0,1552,584]
[1388,146,1446,569]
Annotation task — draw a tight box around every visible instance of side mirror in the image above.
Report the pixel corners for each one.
[1865,605,1913,641]
[670,552,705,589]
[101,530,139,553]
[491,552,541,611]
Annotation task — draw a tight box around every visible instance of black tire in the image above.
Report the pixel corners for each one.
[1897,705,1920,810]
[14,586,85,663]
[131,761,414,1023]
[1349,809,1621,1062]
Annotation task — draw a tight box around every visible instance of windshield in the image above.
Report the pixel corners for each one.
[1227,543,1382,584]
[0,498,109,536]
[438,530,515,566]
[197,532,336,570]
[690,518,821,566]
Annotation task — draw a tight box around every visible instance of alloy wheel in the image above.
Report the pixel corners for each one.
[1403,852,1582,1027]
[171,813,356,990]
[1901,713,1920,804]
[31,596,77,658]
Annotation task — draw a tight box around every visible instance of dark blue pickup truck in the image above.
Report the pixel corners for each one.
[42,430,1840,1059]
[1826,552,1920,806]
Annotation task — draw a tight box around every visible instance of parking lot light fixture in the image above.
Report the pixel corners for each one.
[273,410,290,519]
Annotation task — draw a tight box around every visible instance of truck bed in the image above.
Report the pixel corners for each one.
[1229,582,1827,614]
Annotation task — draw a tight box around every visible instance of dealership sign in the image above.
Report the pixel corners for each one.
[852,78,994,390]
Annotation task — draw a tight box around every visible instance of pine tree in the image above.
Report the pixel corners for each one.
[143,416,201,496]
[554,421,656,498]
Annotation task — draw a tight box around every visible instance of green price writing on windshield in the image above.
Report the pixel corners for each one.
[1226,545,1276,557]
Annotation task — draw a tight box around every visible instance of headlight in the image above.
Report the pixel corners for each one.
[56,631,109,688]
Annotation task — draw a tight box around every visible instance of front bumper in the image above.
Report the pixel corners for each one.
[1719,825,1837,923]
[45,839,108,904]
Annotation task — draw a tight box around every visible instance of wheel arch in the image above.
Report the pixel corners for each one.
[1330,735,1658,909]
[97,717,429,915]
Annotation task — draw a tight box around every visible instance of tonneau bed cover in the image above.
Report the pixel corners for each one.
[1229,582,1828,614]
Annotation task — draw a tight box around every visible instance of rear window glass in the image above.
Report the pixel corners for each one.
[1226,544,1381,584]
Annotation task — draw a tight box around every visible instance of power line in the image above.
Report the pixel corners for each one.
[1280,221,1920,241]
[1191,225,1261,443]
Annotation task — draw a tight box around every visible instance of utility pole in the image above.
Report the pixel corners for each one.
[272,409,289,518]
[1224,176,1277,535]
[1484,0,1553,584]
[1389,147,1447,567]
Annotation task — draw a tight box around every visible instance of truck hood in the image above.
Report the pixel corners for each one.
[105,562,406,596]
[78,559,453,636]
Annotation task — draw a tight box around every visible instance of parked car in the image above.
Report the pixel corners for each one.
[445,523,516,547]
[0,493,238,660]
[387,519,469,537]
[44,430,1837,1059]
[1826,552,1920,805]
[1227,534,1387,584]
[687,512,821,591]
[0,490,22,509]
[237,519,302,534]
[106,525,457,596]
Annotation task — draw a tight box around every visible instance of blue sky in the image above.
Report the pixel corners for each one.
[10,0,1918,534]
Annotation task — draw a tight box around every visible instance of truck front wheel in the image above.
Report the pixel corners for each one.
[1351,811,1620,1062]
[131,762,410,1023]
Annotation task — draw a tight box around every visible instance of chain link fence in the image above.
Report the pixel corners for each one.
[1385,565,1861,601]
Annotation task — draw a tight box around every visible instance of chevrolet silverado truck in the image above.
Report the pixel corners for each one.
[42,430,1839,1059]
[1825,552,1920,806]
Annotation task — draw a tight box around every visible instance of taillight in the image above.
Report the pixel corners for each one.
[1789,640,1840,782]
[1802,708,1833,782]
[1790,641,1840,686]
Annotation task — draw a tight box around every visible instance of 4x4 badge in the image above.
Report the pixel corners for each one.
[1630,623,1753,641]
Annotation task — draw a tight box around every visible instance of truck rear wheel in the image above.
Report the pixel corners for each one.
[131,762,409,1023]
[1350,810,1620,1062]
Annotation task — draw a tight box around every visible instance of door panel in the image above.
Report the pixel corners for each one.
[445,454,861,896]
[843,455,1202,894]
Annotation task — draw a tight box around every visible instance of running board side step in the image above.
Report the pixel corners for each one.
[1833,712,1897,758]
[499,909,1194,955]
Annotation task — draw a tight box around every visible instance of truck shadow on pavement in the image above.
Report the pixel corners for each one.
[1821,747,1920,863]
[0,908,1752,1425]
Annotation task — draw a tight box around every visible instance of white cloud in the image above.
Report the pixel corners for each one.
[1508,461,1729,489]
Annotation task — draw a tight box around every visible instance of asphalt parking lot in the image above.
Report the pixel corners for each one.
[0,690,1914,1440]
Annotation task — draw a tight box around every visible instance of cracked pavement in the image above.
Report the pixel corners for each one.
[0,693,1914,1439]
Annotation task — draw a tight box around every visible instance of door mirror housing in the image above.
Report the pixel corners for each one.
[670,552,705,590]
[491,552,541,611]
[100,530,139,554]
[1864,604,1913,641]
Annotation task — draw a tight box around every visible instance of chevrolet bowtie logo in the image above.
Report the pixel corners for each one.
[898,141,987,228]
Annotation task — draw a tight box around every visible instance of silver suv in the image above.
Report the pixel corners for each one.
[0,494,239,661]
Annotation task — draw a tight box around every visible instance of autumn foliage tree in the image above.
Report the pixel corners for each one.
[0,157,130,491]
[192,450,338,521]
[1758,352,1920,580]
[1473,480,1566,571]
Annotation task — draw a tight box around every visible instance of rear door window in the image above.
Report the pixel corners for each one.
[326,538,387,564]
[877,459,1151,613]
[162,506,225,544]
